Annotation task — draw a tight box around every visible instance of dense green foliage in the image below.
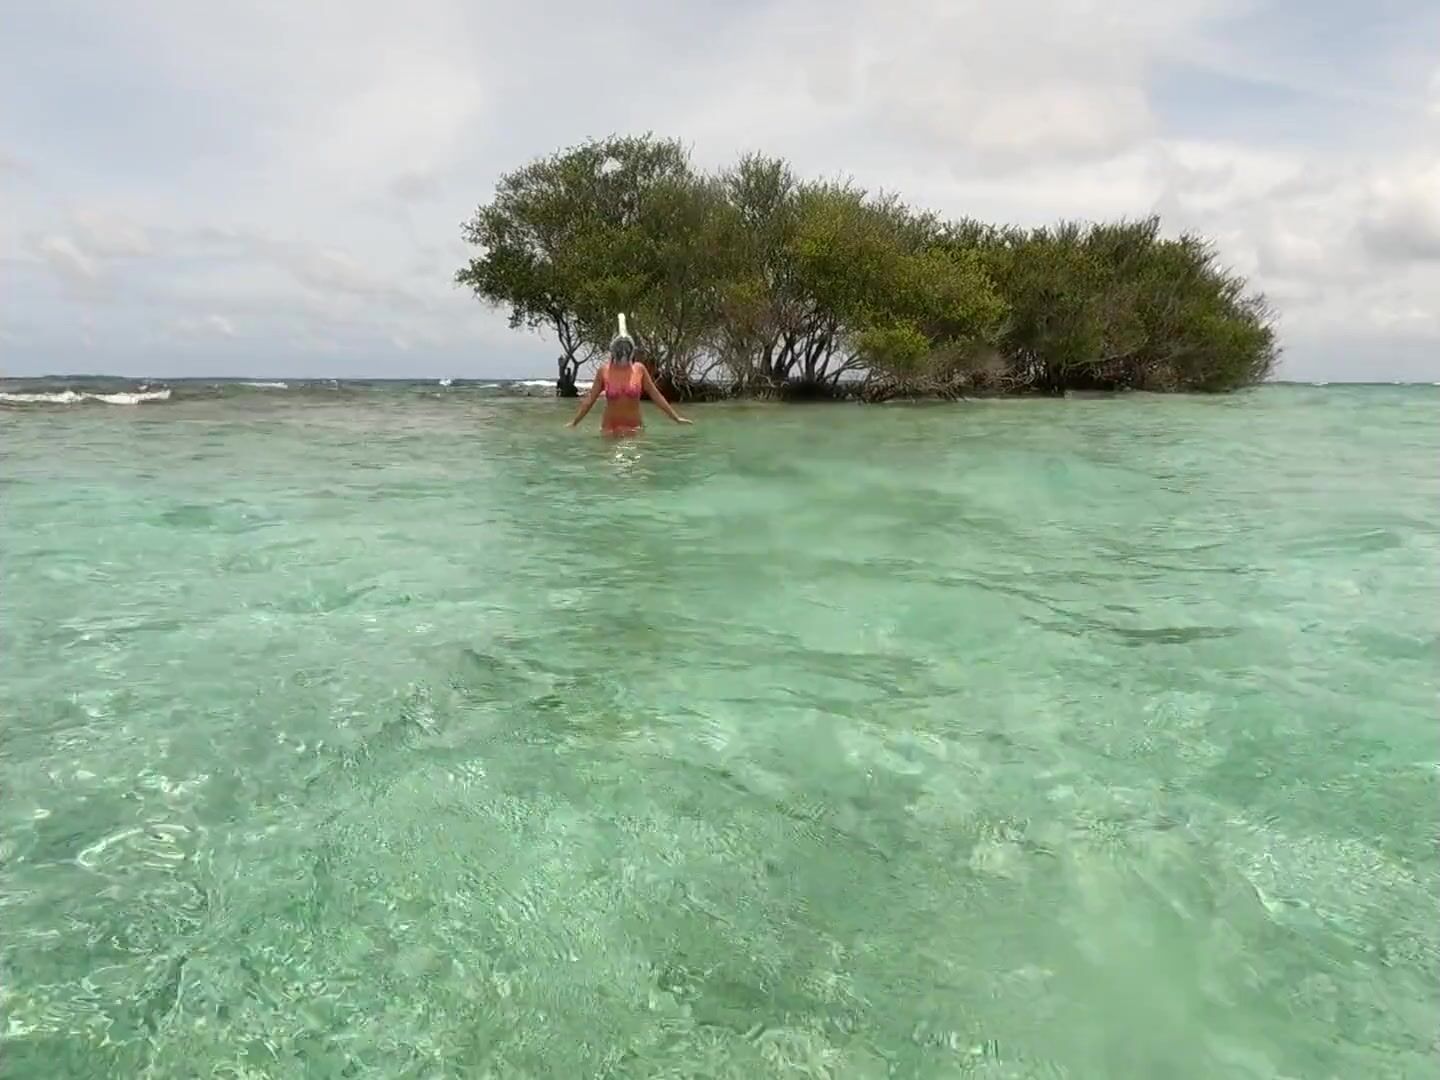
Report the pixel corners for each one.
[458,135,1278,398]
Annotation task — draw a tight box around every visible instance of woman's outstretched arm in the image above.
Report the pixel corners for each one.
[640,365,692,424]
[567,367,605,427]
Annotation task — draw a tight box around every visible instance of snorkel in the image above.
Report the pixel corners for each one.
[609,313,635,365]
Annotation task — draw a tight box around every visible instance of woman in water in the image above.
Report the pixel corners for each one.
[567,316,692,435]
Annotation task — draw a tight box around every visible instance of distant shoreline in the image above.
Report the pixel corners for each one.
[5,377,1437,411]
[3,375,1436,387]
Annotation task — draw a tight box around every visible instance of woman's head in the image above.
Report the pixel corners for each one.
[609,312,634,365]
[609,334,634,365]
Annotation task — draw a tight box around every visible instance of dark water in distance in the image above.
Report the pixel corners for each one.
[2,383,1437,1077]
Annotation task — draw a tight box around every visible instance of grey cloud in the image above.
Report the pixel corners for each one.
[71,211,154,258]
[280,247,418,303]
[170,313,238,339]
[1362,194,1440,264]
[32,235,103,290]
[390,169,443,203]
[154,225,430,309]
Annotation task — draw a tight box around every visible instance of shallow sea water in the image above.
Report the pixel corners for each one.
[2,384,1437,1078]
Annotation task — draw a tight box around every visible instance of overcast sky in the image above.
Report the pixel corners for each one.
[2,0,1438,381]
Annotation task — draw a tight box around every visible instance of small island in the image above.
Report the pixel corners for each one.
[457,135,1278,402]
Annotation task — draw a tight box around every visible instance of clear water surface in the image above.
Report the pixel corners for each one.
[2,382,1436,1078]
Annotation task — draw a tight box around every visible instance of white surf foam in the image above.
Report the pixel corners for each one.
[240,381,289,389]
[98,390,171,404]
[0,388,172,405]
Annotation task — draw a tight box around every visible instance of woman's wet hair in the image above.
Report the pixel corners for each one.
[610,335,635,363]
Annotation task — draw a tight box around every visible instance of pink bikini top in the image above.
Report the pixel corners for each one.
[604,364,643,400]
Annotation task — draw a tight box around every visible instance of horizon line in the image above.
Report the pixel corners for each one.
[3,374,1438,387]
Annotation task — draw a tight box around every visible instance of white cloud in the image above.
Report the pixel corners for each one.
[1361,159,1440,264]
[286,60,486,196]
[34,235,101,288]
[282,247,416,303]
[665,0,1246,177]
[1,0,1437,379]
[203,313,237,338]
[850,0,1177,168]
[170,313,238,339]
[71,210,153,258]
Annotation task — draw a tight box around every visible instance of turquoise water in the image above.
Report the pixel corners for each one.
[2,384,1437,1078]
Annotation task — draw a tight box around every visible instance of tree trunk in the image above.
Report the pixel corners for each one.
[555,355,580,398]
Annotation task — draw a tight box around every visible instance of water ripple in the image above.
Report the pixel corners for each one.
[1,387,1436,1077]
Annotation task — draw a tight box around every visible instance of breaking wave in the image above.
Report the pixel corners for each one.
[0,388,173,406]
[0,377,574,407]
